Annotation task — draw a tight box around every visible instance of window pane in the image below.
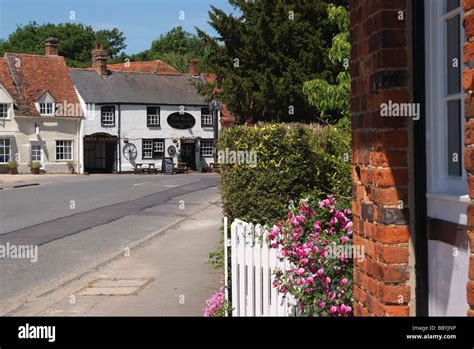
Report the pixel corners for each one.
[446,0,459,12]
[447,100,462,177]
[0,139,11,163]
[0,104,8,118]
[447,15,461,95]
[31,145,41,161]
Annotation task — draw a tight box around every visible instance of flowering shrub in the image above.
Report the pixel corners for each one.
[203,278,232,317]
[268,196,353,316]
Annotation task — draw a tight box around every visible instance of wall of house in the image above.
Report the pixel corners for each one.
[0,88,80,174]
[81,103,217,172]
[350,0,414,316]
[462,0,474,317]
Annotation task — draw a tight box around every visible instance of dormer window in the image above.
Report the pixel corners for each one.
[0,103,9,119]
[36,92,55,116]
[39,102,54,116]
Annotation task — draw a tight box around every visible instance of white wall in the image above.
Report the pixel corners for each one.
[82,103,218,172]
[0,86,81,174]
[428,240,470,316]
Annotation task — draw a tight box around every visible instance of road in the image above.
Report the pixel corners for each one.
[0,174,220,314]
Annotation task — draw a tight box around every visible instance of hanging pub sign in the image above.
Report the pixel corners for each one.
[167,112,196,129]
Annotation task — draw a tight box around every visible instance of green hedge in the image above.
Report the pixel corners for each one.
[219,123,351,225]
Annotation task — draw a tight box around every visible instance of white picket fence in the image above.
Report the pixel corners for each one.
[224,217,295,316]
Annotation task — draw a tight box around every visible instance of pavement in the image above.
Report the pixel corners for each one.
[0,173,222,315]
[8,202,222,316]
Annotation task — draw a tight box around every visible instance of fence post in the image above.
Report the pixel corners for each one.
[245,223,255,316]
[230,220,239,316]
[224,216,229,316]
[254,224,263,316]
[237,221,246,316]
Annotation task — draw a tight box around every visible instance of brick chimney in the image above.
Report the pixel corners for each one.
[92,43,108,76]
[188,59,199,77]
[44,37,59,56]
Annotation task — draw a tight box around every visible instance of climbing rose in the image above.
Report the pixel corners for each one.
[269,196,353,317]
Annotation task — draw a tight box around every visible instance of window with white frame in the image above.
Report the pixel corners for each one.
[101,106,115,127]
[201,107,212,127]
[142,139,164,159]
[39,102,54,115]
[147,106,160,127]
[200,139,214,157]
[56,140,73,161]
[0,139,11,163]
[31,144,42,162]
[0,103,9,119]
[425,0,468,224]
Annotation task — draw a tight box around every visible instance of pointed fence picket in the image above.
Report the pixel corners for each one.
[226,218,295,317]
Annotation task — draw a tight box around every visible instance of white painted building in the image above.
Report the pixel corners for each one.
[0,41,83,174]
[70,48,219,174]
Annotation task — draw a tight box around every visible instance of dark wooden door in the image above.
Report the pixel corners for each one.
[180,143,196,170]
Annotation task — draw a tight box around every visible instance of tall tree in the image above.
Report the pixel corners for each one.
[197,0,347,123]
[131,26,208,73]
[0,22,126,67]
[303,4,350,123]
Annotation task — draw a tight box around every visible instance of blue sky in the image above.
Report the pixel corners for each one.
[0,0,238,54]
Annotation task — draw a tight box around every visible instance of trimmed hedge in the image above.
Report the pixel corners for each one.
[219,123,351,225]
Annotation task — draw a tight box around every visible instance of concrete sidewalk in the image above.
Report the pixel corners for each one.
[9,202,223,316]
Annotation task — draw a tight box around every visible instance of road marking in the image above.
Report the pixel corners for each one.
[133,182,152,187]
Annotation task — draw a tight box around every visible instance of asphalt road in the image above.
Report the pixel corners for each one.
[0,174,220,314]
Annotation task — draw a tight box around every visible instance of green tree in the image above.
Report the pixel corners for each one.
[303,4,350,122]
[197,0,347,123]
[131,26,208,73]
[0,22,126,67]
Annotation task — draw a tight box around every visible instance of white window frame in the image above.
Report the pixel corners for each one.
[55,140,73,161]
[425,0,468,224]
[201,108,213,127]
[101,106,115,127]
[201,139,214,157]
[30,143,43,163]
[147,106,160,127]
[142,140,153,159]
[0,103,10,119]
[0,138,11,163]
[142,139,164,159]
[39,102,54,116]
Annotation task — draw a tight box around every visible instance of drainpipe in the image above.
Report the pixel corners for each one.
[77,118,82,174]
[211,100,220,163]
[118,104,122,173]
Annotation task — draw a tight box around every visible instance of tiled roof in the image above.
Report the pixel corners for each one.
[70,69,207,105]
[0,58,22,112]
[105,60,181,75]
[1,53,82,117]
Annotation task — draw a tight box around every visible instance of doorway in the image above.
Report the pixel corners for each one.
[84,133,117,173]
[180,141,196,170]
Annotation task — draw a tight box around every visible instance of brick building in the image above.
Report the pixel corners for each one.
[351,0,473,316]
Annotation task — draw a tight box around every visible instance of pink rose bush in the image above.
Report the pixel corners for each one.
[203,277,232,317]
[269,196,353,316]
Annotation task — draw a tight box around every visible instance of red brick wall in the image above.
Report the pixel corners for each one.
[350,0,413,316]
[463,0,474,318]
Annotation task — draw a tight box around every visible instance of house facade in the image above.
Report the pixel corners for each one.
[350,0,473,316]
[70,46,219,174]
[0,38,83,174]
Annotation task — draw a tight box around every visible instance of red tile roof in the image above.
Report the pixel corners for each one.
[1,53,82,118]
[0,58,22,111]
[105,60,181,75]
